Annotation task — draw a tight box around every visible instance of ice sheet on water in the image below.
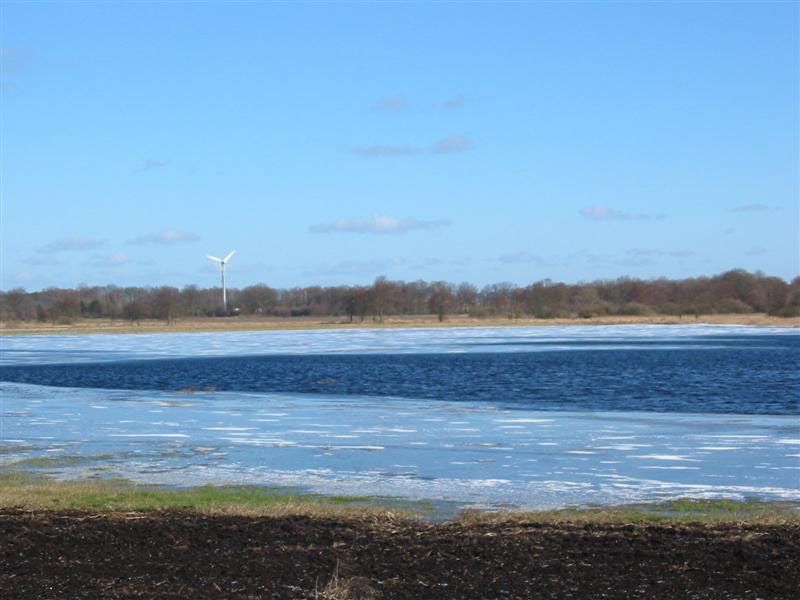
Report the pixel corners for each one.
[3,382,798,510]
[1,324,796,366]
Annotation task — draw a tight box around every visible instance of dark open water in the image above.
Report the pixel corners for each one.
[1,333,797,415]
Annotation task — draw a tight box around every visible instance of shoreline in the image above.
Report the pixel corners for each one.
[3,472,798,523]
[2,312,798,335]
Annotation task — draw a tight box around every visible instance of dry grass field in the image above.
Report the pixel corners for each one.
[1,312,797,336]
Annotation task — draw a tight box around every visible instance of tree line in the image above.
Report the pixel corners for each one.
[1,270,798,325]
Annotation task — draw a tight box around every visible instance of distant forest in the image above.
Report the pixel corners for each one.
[1,270,798,324]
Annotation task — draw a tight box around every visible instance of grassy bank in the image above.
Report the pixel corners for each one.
[2,472,798,525]
[1,312,798,335]
[0,472,410,519]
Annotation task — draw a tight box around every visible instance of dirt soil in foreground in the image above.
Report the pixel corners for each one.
[1,510,798,599]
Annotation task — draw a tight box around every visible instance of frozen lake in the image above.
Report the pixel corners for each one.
[1,325,798,510]
[1,323,797,365]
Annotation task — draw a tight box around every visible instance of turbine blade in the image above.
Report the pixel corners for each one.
[207,255,223,263]
[223,250,236,263]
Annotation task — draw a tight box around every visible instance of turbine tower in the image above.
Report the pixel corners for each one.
[207,250,236,313]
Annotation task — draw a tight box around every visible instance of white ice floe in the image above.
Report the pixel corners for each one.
[109,433,189,438]
[2,324,796,366]
[632,454,701,462]
[494,418,555,424]
[203,427,256,431]
[3,381,798,511]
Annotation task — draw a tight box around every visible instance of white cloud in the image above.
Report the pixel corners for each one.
[626,248,693,258]
[0,82,21,96]
[37,236,103,253]
[373,95,408,112]
[310,214,451,235]
[1,48,46,96]
[580,205,665,221]
[23,255,62,266]
[14,271,33,284]
[351,134,471,157]
[432,134,470,154]
[497,252,551,265]
[443,95,467,111]
[128,229,200,245]
[90,252,131,268]
[730,203,776,213]
[109,252,130,264]
[137,158,170,172]
[583,252,656,268]
[0,47,35,76]
[565,248,692,269]
[352,145,420,157]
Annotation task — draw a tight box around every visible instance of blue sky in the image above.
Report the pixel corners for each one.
[1,1,797,291]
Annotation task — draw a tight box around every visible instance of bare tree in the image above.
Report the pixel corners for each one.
[149,287,181,324]
[122,301,145,324]
[237,284,278,315]
[428,282,455,322]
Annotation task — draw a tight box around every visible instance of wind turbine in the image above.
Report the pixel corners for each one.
[207,250,236,313]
